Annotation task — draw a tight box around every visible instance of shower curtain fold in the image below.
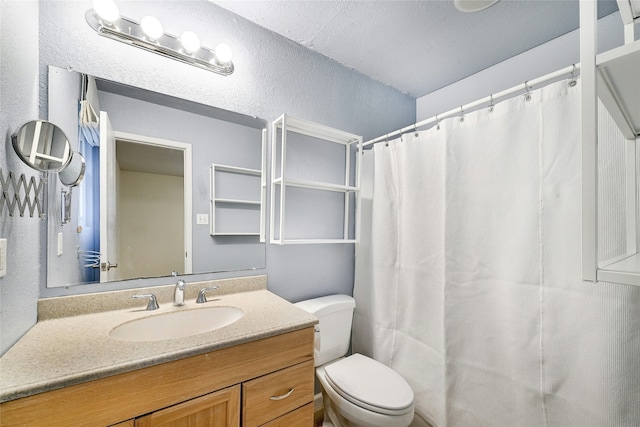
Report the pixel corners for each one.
[353,79,640,427]
[443,93,544,426]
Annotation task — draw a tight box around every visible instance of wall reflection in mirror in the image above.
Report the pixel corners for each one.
[47,66,266,289]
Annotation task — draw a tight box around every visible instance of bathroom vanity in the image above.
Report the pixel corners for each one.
[0,277,317,426]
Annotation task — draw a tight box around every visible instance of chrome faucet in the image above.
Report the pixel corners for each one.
[132,294,159,311]
[196,286,219,303]
[174,279,187,306]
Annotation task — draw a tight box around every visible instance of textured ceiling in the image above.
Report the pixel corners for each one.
[212,0,618,98]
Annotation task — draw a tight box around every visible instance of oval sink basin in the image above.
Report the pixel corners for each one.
[109,306,244,341]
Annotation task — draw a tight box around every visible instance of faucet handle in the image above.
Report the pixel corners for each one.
[196,286,220,303]
[132,294,159,310]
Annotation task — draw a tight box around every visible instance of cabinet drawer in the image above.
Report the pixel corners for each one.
[261,403,314,427]
[243,360,314,427]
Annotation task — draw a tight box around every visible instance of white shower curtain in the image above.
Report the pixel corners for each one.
[353,79,640,426]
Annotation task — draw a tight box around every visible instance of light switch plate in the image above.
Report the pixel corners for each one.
[197,214,209,225]
[0,238,7,278]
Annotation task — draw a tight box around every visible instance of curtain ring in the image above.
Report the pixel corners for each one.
[436,114,441,130]
[414,123,419,137]
[524,81,532,102]
[459,106,465,123]
[569,64,577,87]
[489,94,495,112]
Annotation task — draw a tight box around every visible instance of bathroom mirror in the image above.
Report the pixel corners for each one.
[12,120,72,172]
[46,66,266,289]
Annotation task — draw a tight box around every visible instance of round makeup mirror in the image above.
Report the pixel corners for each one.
[11,120,72,172]
[59,151,86,187]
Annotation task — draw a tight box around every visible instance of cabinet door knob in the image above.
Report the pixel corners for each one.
[269,388,294,401]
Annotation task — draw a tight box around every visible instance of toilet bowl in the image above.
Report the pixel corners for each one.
[294,295,415,427]
[317,354,415,427]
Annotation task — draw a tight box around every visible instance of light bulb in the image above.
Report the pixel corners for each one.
[93,0,119,24]
[141,16,163,41]
[180,31,200,54]
[214,43,233,64]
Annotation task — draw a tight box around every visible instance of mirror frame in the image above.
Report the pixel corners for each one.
[59,151,86,187]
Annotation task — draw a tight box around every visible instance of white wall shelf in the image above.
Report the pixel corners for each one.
[210,164,263,237]
[582,0,640,287]
[596,39,640,139]
[598,253,640,286]
[271,176,358,193]
[270,114,362,245]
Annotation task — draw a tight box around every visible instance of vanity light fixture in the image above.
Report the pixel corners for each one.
[86,0,234,76]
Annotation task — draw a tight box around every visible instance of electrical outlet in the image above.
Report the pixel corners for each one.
[0,238,7,278]
[197,214,209,225]
[57,232,63,256]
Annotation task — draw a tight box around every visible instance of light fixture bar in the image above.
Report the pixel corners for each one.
[86,9,234,76]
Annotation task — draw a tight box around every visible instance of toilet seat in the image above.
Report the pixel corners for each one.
[323,354,414,416]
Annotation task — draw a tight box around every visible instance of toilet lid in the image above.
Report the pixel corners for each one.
[324,353,414,415]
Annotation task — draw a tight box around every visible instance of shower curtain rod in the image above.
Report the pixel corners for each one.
[363,64,581,147]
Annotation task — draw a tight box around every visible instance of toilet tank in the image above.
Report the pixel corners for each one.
[294,294,356,367]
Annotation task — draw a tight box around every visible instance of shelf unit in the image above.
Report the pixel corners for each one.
[210,164,263,238]
[582,0,640,287]
[270,114,362,244]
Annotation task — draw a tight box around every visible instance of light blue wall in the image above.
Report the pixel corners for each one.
[0,1,43,356]
[0,0,414,355]
[416,12,631,121]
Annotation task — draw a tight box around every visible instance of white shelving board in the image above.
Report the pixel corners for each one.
[596,39,640,139]
[271,177,358,193]
[599,253,640,286]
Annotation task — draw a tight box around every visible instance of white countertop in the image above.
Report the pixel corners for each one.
[0,277,317,403]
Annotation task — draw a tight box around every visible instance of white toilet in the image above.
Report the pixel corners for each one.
[294,294,414,427]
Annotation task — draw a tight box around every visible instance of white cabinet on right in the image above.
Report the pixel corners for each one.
[596,98,639,286]
[582,0,640,287]
[270,115,362,244]
[596,40,640,286]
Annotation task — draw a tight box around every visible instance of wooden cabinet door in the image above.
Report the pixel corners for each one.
[135,385,240,427]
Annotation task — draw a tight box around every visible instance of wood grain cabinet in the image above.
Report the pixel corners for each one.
[1,328,314,427]
[243,360,315,427]
[135,385,240,427]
